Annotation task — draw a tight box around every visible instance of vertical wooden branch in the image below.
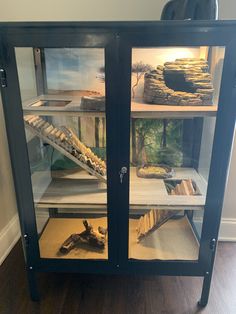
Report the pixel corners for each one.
[78,117,81,139]
[95,117,100,148]
[131,118,137,165]
[162,119,168,148]
[102,118,105,148]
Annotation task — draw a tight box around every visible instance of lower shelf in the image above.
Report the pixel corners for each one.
[39,217,108,260]
[39,216,199,261]
[129,216,199,261]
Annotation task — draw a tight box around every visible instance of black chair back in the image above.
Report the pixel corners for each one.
[161,0,218,20]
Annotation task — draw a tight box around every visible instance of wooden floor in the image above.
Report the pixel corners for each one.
[0,241,236,314]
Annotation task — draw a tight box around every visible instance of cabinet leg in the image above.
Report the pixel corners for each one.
[198,271,212,307]
[27,269,40,302]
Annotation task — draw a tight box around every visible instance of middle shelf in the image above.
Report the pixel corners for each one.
[23,95,218,119]
[32,167,207,211]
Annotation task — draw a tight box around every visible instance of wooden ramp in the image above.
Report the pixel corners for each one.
[24,115,106,183]
[136,209,181,242]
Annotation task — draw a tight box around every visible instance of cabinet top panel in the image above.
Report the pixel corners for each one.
[2,21,236,49]
[1,20,236,27]
[1,20,236,33]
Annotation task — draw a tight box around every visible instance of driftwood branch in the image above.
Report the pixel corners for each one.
[59,220,107,254]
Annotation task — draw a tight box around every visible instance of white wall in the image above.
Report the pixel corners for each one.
[0,0,167,21]
[0,0,231,22]
[0,98,17,230]
[217,0,236,238]
[219,0,236,20]
[0,95,20,265]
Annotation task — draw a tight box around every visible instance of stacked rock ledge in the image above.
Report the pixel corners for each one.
[143,58,214,106]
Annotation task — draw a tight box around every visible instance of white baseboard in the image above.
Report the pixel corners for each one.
[219,218,236,241]
[0,214,21,266]
[193,218,236,242]
[0,211,48,266]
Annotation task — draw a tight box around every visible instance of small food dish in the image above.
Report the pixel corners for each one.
[136,164,174,179]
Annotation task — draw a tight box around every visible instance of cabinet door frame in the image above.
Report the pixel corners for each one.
[0,25,120,273]
[116,23,236,275]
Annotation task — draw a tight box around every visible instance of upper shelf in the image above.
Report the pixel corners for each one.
[22,95,217,118]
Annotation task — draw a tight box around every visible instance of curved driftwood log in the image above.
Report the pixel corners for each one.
[59,220,106,254]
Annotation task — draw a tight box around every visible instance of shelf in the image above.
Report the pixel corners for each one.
[39,217,108,259]
[129,216,199,261]
[32,169,107,209]
[23,95,105,117]
[32,167,207,211]
[23,95,217,118]
[131,100,217,118]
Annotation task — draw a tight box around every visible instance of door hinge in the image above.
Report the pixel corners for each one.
[23,234,29,247]
[0,68,7,88]
[210,238,216,251]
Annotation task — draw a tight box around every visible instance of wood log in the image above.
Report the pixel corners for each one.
[48,128,58,139]
[136,216,143,233]
[55,130,62,139]
[40,122,51,133]
[137,209,180,242]
[175,183,181,195]
[179,181,186,195]
[24,115,34,122]
[140,216,145,237]
[32,118,42,127]
[43,125,54,137]
[67,127,106,170]
[149,210,155,229]
[28,116,39,124]
[181,180,190,195]
[59,220,106,254]
[147,212,151,230]
[98,226,107,237]
[38,121,48,130]
[185,179,195,195]
[59,233,81,254]
[59,133,66,141]
[170,179,196,195]
[35,120,46,129]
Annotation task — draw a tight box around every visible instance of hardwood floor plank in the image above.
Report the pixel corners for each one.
[0,241,236,314]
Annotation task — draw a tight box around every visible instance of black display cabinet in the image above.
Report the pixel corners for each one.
[1,21,236,306]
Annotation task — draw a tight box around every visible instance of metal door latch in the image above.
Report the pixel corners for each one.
[0,69,7,88]
[119,166,127,183]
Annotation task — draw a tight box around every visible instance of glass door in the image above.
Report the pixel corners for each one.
[0,26,119,267]
[127,45,225,262]
[14,46,110,260]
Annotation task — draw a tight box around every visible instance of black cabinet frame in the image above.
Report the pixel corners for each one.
[1,21,236,306]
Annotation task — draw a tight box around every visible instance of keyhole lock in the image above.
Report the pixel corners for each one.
[119,166,127,184]
[0,69,7,88]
